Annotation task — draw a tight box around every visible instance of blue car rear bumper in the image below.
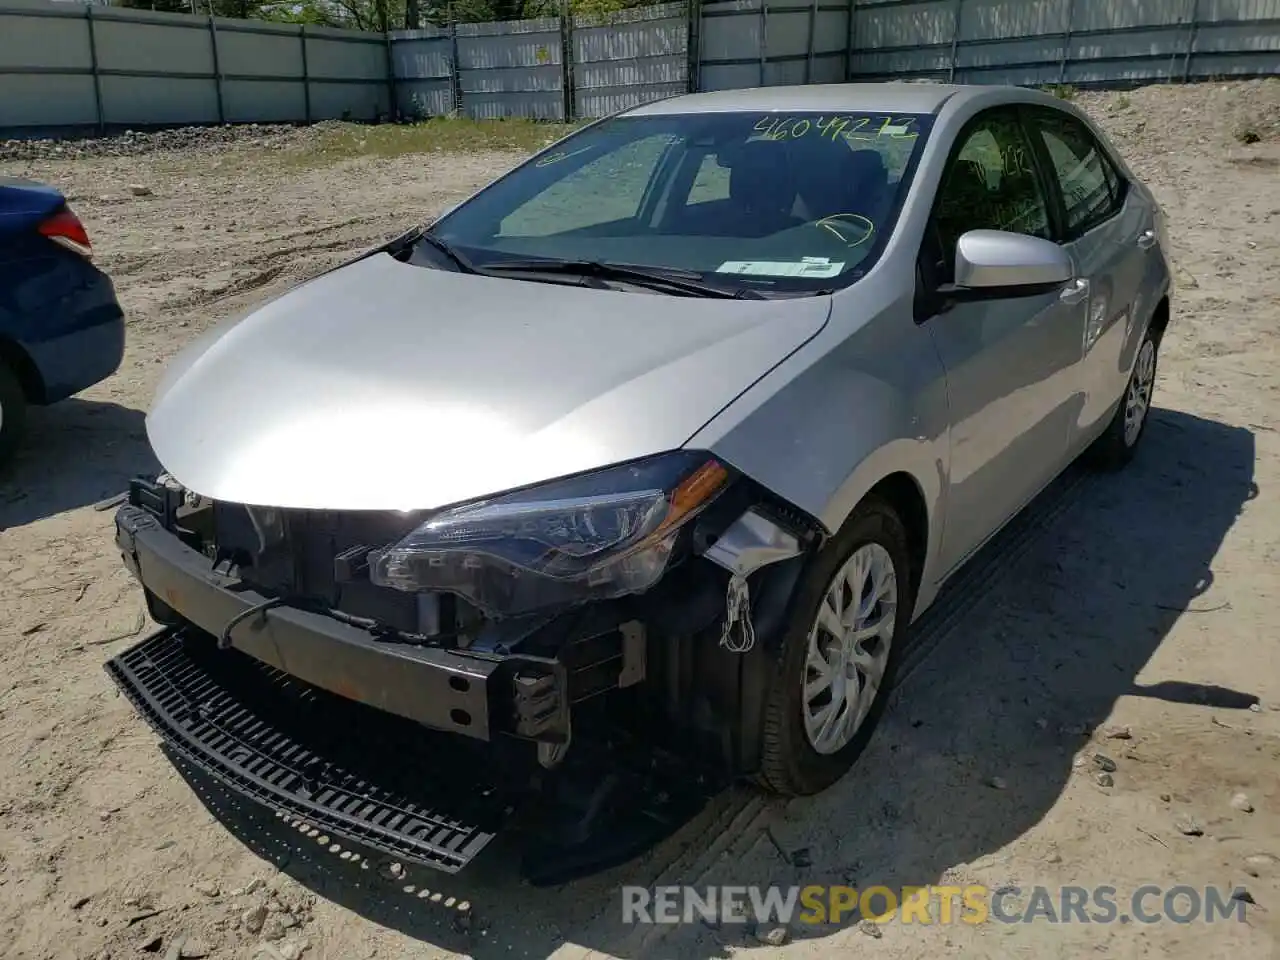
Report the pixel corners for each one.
[26,304,125,403]
[11,265,125,404]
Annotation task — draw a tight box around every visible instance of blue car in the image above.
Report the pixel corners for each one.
[0,178,125,465]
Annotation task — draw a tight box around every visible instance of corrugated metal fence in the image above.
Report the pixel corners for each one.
[573,3,689,118]
[387,4,689,121]
[455,17,567,120]
[697,0,851,91]
[391,26,455,118]
[700,0,1280,88]
[843,0,1280,85]
[2,0,1278,133]
[0,0,390,132]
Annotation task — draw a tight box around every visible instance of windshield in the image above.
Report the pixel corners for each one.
[425,109,935,296]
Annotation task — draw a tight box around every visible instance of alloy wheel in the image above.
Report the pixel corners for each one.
[1124,339,1156,446]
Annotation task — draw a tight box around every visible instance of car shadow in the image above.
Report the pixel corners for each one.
[161,407,1258,959]
[0,397,156,531]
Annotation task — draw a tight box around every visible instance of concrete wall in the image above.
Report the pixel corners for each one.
[0,0,390,133]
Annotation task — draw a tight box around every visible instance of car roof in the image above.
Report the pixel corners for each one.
[622,82,983,118]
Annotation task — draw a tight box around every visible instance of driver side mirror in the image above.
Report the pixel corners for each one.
[943,229,1073,300]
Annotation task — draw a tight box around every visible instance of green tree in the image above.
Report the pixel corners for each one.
[114,0,196,14]
[117,0,654,26]
[257,0,403,29]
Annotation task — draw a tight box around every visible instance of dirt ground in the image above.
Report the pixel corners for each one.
[2,79,1280,960]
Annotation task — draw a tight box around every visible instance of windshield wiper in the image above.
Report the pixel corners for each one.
[416,231,478,274]
[480,259,764,299]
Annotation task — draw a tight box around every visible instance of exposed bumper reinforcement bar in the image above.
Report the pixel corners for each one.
[113,502,571,744]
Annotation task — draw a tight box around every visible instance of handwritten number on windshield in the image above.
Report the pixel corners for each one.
[753,115,918,143]
[534,145,595,166]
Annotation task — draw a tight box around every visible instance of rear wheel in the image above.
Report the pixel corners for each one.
[0,361,27,468]
[1085,327,1159,471]
[757,496,914,796]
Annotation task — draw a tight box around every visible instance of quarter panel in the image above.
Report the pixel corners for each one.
[690,284,950,618]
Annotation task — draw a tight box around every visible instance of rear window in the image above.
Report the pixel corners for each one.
[1028,109,1125,237]
[429,109,935,295]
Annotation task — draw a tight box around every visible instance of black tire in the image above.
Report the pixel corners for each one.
[0,361,27,469]
[1084,326,1160,471]
[757,495,915,797]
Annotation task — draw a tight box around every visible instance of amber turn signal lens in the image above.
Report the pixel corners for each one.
[664,459,730,529]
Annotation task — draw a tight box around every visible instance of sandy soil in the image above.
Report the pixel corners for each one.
[2,79,1279,960]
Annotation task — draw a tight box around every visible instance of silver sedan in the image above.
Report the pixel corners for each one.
[118,82,1173,846]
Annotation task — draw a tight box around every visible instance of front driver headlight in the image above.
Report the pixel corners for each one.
[368,452,731,618]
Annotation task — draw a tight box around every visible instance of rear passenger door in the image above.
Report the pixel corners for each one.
[1022,105,1148,451]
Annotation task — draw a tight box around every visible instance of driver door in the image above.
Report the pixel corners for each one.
[920,107,1088,576]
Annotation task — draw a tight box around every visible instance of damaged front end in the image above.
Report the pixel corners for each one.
[105,453,820,881]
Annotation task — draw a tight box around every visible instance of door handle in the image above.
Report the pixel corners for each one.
[1138,228,1157,250]
[1059,278,1089,305]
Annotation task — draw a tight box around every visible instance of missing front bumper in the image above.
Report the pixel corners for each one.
[103,476,797,879]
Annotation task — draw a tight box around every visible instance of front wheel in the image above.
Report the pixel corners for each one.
[1085,328,1159,471]
[757,496,914,796]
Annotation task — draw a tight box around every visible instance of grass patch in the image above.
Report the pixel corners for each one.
[1041,83,1077,101]
[282,117,586,167]
[1234,122,1262,145]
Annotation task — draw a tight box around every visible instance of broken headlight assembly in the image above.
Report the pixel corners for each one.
[369,452,731,618]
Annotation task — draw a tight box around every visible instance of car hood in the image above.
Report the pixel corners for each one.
[147,253,830,511]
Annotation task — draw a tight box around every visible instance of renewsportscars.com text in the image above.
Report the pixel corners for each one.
[621,884,1251,926]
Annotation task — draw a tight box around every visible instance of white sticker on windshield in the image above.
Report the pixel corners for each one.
[716,260,845,279]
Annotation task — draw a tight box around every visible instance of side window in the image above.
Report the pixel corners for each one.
[929,110,1052,283]
[1029,110,1123,238]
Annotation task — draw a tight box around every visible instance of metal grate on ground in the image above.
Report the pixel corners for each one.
[105,627,516,873]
